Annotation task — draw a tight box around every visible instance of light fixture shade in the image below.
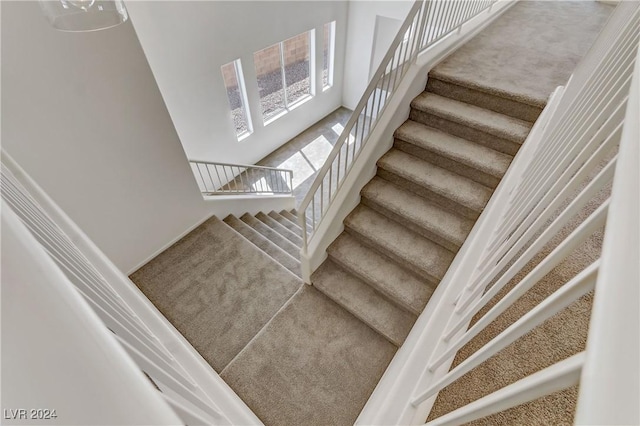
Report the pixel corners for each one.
[38,0,128,32]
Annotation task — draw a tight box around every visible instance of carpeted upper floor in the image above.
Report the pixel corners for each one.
[431,1,613,107]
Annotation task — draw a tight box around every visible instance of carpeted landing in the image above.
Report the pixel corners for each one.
[130,215,302,372]
[429,0,613,111]
[221,285,396,426]
[130,210,396,425]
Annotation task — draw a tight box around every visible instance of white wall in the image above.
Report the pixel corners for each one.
[342,1,413,109]
[126,1,348,165]
[1,1,270,274]
[0,0,409,276]
[370,15,404,79]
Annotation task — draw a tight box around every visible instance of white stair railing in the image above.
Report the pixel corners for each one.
[2,206,184,426]
[190,159,293,196]
[297,0,499,253]
[575,39,639,426]
[358,2,639,424]
[1,152,262,425]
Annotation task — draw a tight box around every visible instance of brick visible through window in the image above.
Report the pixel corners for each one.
[254,29,315,123]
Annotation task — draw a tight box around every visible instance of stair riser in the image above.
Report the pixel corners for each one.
[360,196,462,253]
[241,215,301,258]
[409,109,521,156]
[268,212,303,238]
[376,168,480,221]
[282,210,313,234]
[313,284,407,347]
[312,260,417,346]
[394,138,501,189]
[326,250,424,316]
[327,232,436,316]
[426,77,542,122]
[256,213,303,248]
[343,226,440,287]
[223,216,302,279]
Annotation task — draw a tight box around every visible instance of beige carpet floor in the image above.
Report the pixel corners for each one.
[221,285,397,426]
[431,1,613,108]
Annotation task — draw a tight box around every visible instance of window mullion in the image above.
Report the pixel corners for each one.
[221,59,251,140]
[234,61,250,135]
[279,41,289,109]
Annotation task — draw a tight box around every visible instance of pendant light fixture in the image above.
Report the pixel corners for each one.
[38,0,128,32]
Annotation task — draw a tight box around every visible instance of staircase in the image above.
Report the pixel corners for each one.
[133,72,538,386]
[128,47,595,426]
[126,3,617,424]
[4,0,632,423]
[223,210,306,279]
[311,72,535,347]
[130,210,399,425]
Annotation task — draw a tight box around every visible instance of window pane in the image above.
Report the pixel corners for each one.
[283,31,311,105]
[221,59,251,137]
[254,43,285,120]
[323,21,335,89]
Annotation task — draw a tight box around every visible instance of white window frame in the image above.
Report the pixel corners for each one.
[323,21,336,91]
[255,29,316,125]
[221,59,253,141]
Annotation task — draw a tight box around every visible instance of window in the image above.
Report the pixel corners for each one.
[221,59,252,140]
[283,32,312,105]
[254,29,314,123]
[323,21,336,90]
[254,44,286,120]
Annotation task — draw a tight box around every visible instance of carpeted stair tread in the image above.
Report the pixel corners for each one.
[312,260,417,346]
[255,211,302,248]
[361,177,473,252]
[220,286,396,426]
[344,205,454,284]
[239,213,300,257]
[268,210,303,237]
[395,120,512,181]
[426,75,543,122]
[283,209,312,234]
[223,215,301,278]
[377,149,492,217]
[283,209,299,221]
[428,69,547,109]
[129,216,301,372]
[328,233,434,315]
[411,92,532,144]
